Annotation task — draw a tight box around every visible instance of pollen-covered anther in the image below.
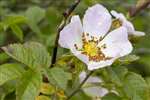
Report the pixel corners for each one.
[75,35,111,62]
[74,44,78,50]
[101,44,106,49]
[86,33,89,36]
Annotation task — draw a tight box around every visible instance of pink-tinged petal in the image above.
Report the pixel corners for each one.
[58,15,83,49]
[83,4,112,38]
[99,27,133,58]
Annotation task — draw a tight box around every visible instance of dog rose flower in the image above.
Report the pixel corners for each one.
[59,4,133,70]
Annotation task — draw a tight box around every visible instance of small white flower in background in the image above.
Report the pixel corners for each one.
[79,71,118,99]
[59,4,133,70]
[111,10,145,37]
[79,71,108,98]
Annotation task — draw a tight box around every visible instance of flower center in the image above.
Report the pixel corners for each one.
[83,41,98,57]
[111,19,122,30]
[74,33,111,62]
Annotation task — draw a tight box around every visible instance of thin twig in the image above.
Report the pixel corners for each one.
[66,71,94,100]
[50,0,81,67]
[129,0,150,17]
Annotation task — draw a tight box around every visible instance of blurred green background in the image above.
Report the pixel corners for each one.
[0,0,149,98]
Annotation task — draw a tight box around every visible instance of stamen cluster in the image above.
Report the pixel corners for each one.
[75,33,111,62]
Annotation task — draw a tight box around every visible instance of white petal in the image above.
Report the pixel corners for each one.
[58,15,83,49]
[87,27,133,70]
[58,16,89,65]
[87,59,116,70]
[100,27,133,58]
[72,49,89,64]
[83,4,112,38]
[87,76,102,83]
[79,71,87,82]
[123,20,135,34]
[79,72,108,97]
[79,71,102,83]
[132,31,145,36]
[83,87,108,97]
[111,10,135,34]
[111,10,126,20]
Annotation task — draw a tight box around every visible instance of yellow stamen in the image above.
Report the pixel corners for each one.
[83,41,98,57]
[75,33,111,62]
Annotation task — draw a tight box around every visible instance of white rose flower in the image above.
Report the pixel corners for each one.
[59,4,133,70]
[111,10,145,36]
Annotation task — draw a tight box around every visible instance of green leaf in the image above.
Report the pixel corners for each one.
[10,24,23,41]
[102,93,121,100]
[0,63,25,86]
[0,22,5,31]
[25,6,45,35]
[46,67,71,90]
[106,66,128,86]
[117,55,140,65]
[0,53,9,63]
[2,42,51,69]
[35,95,51,100]
[2,15,27,30]
[25,6,45,24]
[145,77,150,88]
[0,94,5,100]
[0,80,16,100]
[40,83,55,95]
[123,72,149,100]
[70,91,91,100]
[16,70,42,100]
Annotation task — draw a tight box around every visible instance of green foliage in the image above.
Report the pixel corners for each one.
[0,15,27,41]
[123,72,149,100]
[70,91,91,100]
[25,6,45,35]
[10,25,23,41]
[25,6,45,25]
[10,24,23,41]
[104,66,150,100]
[0,53,9,63]
[35,95,51,100]
[16,70,42,100]
[102,93,121,100]
[39,83,55,95]
[2,42,51,70]
[0,63,25,86]
[117,55,140,65]
[0,81,16,100]
[46,67,71,90]
[1,15,27,30]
